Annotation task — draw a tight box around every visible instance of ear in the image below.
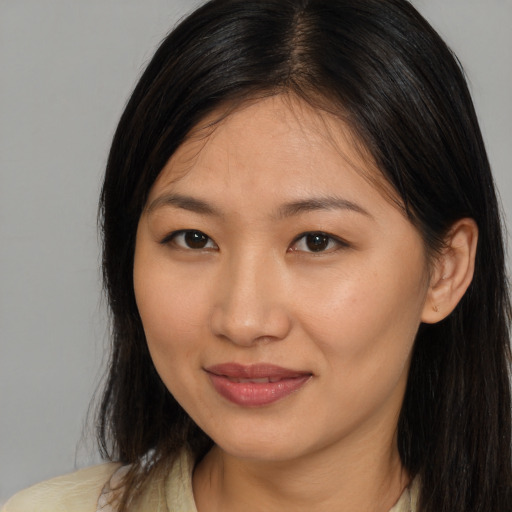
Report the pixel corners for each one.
[421,218,478,324]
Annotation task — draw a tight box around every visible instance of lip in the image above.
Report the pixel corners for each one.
[205,363,312,407]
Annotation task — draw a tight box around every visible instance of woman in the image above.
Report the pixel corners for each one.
[4,0,511,511]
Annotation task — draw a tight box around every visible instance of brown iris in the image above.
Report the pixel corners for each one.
[184,231,209,249]
[305,233,330,252]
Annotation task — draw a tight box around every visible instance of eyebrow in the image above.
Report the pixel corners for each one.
[147,193,371,219]
[276,197,372,219]
[146,193,223,217]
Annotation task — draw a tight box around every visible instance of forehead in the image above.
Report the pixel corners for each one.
[148,95,399,211]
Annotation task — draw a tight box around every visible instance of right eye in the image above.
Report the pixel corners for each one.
[162,230,218,250]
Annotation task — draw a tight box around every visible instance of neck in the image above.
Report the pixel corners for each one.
[193,433,409,512]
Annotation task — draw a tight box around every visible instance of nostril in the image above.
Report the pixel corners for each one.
[209,304,292,347]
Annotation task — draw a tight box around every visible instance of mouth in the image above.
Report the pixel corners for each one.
[223,376,286,383]
[204,363,313,407]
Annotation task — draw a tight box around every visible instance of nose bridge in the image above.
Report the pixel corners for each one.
[210,246,291,345]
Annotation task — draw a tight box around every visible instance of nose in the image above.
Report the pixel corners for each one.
[210,251,292,346]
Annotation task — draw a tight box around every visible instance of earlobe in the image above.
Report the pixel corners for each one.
[421,218,478,324]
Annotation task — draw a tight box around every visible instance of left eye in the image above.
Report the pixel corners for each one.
[163,230,218,250]
[290,232,346,253]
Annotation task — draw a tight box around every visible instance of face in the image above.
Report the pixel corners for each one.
[133,95,432,463]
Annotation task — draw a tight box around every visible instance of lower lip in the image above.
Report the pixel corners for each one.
[207,373,311,407]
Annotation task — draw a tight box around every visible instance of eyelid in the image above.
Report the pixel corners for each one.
[159,229,348,253]
[289,231,350,253]
[160,229,218,250]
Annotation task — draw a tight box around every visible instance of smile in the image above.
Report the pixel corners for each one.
[225,377,283,383]
[205,363,312,407]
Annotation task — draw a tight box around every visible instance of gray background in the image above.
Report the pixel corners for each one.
[1,0,511,505]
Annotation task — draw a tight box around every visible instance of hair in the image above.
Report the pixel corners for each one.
[97,0,512,510]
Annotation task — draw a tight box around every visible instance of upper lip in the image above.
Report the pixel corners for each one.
[205,363,312,380]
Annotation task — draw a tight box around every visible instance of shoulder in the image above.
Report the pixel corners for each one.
[163,449,197,510]
[2,463,121,512]
[388,476,420,512]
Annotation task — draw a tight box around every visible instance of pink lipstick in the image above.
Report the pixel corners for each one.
[205,363,312,407]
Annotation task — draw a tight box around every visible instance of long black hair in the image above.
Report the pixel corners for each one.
[98,1,512,510]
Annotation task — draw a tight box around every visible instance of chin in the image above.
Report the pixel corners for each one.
[209,426,317,464]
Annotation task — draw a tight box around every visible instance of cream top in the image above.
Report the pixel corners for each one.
[3,451,419,512]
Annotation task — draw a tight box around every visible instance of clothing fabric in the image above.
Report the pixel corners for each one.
[2,451,419,511]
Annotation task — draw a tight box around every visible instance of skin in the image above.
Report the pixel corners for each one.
[133,95,437,512]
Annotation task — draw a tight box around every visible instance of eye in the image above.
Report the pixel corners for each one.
[162,230,218,250]
[289,232,347,253]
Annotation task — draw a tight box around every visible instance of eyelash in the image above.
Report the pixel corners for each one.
[161,230,218,250]
[161,230,349,254]
[289,232,349,254]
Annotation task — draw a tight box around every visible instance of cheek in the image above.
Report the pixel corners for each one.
[296,250,429,367]
[133,243,211,380]
[294,261,428,429]
[133,263,213,414]
[135,279,207,354]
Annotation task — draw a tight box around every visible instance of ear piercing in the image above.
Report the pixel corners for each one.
[433,305,440,312]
